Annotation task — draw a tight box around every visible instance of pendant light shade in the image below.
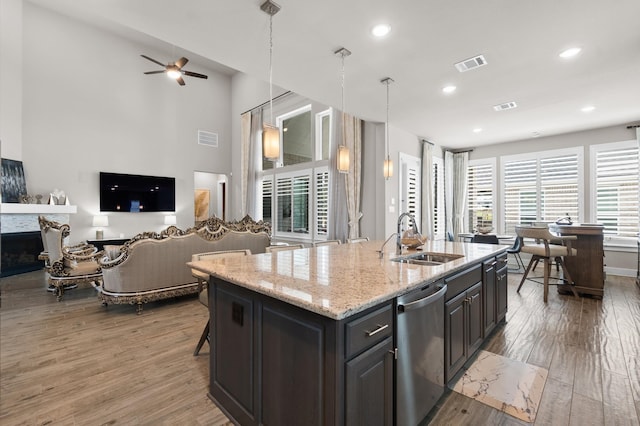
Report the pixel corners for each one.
[261,0,281,162]
[383,156,393,179]
[381,77,394,180]
[263,124,280,161]
[335,47,351,174]
[337,144,350,173]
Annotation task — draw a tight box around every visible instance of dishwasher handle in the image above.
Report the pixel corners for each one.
[398,284,447,313]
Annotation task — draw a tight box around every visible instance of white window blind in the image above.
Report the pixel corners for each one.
[593,142,639,238]
[262,178,273,224]
[502,148,582,234]
[467,162,494,231]
[276,173,310,236]
[503,158,537,234]
[315,168,329,238]
[399,153,421,231]
[540,154,579,222]
[433,157,445,240]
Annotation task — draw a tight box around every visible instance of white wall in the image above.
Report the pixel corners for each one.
[0,0,23,160]
[6,3,234,242]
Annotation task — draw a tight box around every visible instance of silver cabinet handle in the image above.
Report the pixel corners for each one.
[366,324,389,337]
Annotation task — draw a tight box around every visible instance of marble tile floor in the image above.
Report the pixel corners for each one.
[451,350,548,422]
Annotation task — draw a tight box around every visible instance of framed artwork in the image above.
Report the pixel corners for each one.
[1,158,27,203]
[194,189,210,222]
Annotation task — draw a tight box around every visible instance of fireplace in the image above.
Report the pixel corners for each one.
[1,231,44,277]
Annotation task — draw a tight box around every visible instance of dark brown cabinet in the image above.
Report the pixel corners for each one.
[444,264,483,383]
[345,337,394,426]
[209,277,393,426]
[496,254,508,322]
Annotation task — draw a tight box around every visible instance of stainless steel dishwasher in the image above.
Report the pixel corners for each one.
[396,281,447,426]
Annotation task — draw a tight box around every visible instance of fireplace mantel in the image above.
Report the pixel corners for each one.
[1,203,77,214]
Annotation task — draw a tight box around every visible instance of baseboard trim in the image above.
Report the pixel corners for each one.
[605,267,636,277]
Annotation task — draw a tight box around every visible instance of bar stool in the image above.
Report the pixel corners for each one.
[515,226,579,303]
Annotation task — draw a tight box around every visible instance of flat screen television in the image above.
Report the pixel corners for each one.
[100,172,175,212]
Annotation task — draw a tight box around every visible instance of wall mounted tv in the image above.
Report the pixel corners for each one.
[100,172,175,212]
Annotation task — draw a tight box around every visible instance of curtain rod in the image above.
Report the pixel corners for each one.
[445,148,474,153]
[627,124,640,129]
[420,139,434,146]
[242,91,292,115]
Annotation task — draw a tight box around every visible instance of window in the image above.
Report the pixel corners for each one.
[433,157,445,240]
[260,104,333,242]
[275,172,310,235]
[501,148,583,234]
[591,141,639,239]
[399,153,421,230]
[467,160,495,232]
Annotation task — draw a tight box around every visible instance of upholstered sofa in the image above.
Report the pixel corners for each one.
[97,216,270,313]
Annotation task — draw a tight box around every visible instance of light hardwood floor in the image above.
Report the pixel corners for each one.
[1,270,638,425]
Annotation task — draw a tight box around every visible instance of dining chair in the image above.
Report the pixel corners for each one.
[506,237,525,273]
[191,249,251,356]
[515,226,579,303]
[471,234,499,244]
[266,244,304,252]
[347,237,369,243]
[313,239,342,247]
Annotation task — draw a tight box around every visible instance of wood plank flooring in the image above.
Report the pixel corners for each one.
[1,270,638,425]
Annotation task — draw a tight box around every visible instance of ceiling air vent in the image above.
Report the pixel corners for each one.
[493,101,518,111]
[454,55,487,72]
[198,130,218,147]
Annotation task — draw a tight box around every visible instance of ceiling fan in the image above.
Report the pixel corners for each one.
[141,54,208,86]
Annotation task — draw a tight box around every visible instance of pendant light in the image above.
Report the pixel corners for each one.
[335,47,351,174]
[261,0,281,162]
[381,77,394,179]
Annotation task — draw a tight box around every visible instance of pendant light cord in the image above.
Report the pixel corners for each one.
[269,14,274,126]
[386,80,390,159]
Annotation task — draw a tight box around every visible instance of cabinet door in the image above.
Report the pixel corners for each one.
[467,282,484,355]
[445,291,467,382]
[482,259,497,335]
[496,266,508,322]
[346,337,394,426]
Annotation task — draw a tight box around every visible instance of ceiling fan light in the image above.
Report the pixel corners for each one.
[167,69,181,79]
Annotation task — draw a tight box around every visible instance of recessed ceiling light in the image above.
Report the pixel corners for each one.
[473,128,482,133]
[442,85,457,94]
[371,24,391,37]
[559,47,582,58]
[581,105,595,112]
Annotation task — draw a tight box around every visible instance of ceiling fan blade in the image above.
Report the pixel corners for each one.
[175,57,189,69]
[140,54,166,67]
[183,70,208,79]
[176,76,186,86]
[144,70,166,75]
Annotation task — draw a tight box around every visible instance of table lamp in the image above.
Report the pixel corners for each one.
[92,215,109,239]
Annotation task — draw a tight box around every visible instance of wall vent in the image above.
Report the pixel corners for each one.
[493,101,518,111]
[198,130,218,147]
[454,55,487,72]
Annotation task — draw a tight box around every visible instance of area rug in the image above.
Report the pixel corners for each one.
[450,350,548,422]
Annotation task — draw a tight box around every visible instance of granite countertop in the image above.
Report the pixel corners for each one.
[188,240,506,320]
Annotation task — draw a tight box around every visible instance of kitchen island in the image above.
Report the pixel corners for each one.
[190,240,508,425]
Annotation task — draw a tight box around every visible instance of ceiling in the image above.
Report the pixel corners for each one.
[30,0,640,149]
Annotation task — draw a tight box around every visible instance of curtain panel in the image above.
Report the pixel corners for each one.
[444,151,469,239]
[421,141,434,239]
[344,112,363,240]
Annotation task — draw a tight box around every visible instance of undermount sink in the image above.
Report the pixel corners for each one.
[391,252,464,266]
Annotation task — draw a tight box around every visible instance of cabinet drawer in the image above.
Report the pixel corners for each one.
[345,304,393,358]
[445,264,482,301]
[496,252,508,270]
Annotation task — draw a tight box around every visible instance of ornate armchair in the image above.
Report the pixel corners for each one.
[38,215,97,276]
[40,216,104,301]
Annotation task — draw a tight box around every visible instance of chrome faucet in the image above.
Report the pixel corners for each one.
[397,212,419,255]
[378,232,398,258]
